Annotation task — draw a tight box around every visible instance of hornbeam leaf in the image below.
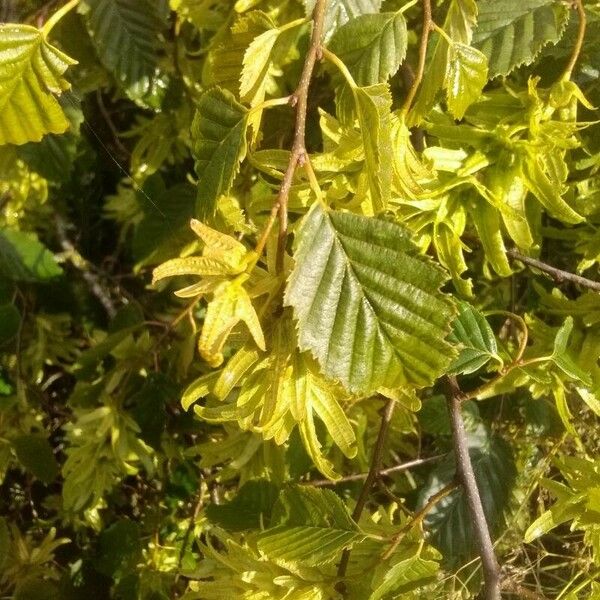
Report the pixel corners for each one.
[470,200,512,277]
[256,525,363,567]
[521,151,584,224]
[192,87,249,218]
[473,0,570,78]
[304,0,383,41]
[445,43,488,120]
[0,25,76,145]
[353,84,393,212]
[328,12,407,86]
[240,26,280,104]
[285,203,457,394]
[448,301,502,375]
[199,280,266,367]
[204,11,275,95]
[80,0,164,102]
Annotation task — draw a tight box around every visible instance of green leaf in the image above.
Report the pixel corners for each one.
[448,301,501,375]
[445,42,488,120]
[369,553,439,600]
[328,12,407,86]
[285,203,457,394]
[0,24,76,145]
[204,11,275,95]
[353,84,393,212]
[304,0,383,41]
[521,151,584,224]
[256,485,364,567]
[132,182,196,265]
[80,0,164,103]
[256,525,363,567]
[96,519,142,576]
[550,317,591,385]
[473,0,570,78]
[0,517,8,571]
[419,432,516,566]
[206,479,279,531]
[410,0,478,122]
[240,26,280,104]
[470,200,512,277]
[0,304,21,346]
[192,87,249,218]
[0,229,63,282]
[12,435,59,484]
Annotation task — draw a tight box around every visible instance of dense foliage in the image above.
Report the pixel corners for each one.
[1,0,600,598]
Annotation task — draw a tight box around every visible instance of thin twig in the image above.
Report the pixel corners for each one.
[336,399,396,580]
[96,90,130,159]
[445,376,501,600]
[382,481,458,560]
[308,454,444,487]
[401,0,432,115]
[562,0,587,80]
[176,477,205,578]
[55,216,117,319]
[273,0,328,273]
[503,579,549,600]
[507,248,600,293]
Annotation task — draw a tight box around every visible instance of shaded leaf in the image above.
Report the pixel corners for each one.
[12,434,59,484]
[448,301,501,375]
[80,0,164,102]
[0,304,21,345]
[285,203,457,394]
[192,88,249,218]
[419,432,516,566]
[353,84,393,212]
[206,479,279,530]
[0,229,63,282]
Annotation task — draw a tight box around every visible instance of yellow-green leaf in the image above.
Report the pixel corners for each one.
[445,43,488,120]
[0,24,76,145]
[199,280,266,367]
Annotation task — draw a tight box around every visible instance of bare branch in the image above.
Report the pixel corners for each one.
[382,480,458,560]
[401,0,432,115]
[307,454,444,487]
[507,248,600,293]
[272,0,328,273]
[561,0,586,81]
[337,398,396,579]
[55,216,118,319]
[445,376,501,600]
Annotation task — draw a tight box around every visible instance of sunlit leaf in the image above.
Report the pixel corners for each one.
[473,0,570,78]
[0,25,76,145]
[328,12,407,86]
[285,203,457,394]
[445,42,488,120]
[192,87,249,218]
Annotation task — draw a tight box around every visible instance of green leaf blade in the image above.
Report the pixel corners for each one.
[473,0,570,78]
[0,25,76,145]
[285,204,456,394]
[192,87,249,218]
[328,12,407,86]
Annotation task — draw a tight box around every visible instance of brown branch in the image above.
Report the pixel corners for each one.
[562,0,587,80]
[55,216,118,319]
[382,481,458,560]
[307,454,444,487]
[445,376,501,600]
[401,0,433,115]
[274,0,328,273]
[506,248,600,293]
[96,90,130,159]
[336,398,396,580]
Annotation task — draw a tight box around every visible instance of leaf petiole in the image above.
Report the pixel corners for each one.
[42,0,80,37]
